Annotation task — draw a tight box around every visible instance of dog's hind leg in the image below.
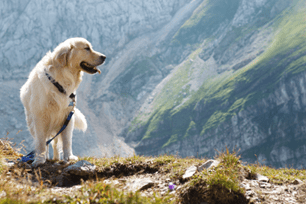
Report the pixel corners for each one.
[62,115,78,161]
[24,109,36,139]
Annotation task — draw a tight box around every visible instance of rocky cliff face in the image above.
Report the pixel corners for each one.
[136,72,306,168]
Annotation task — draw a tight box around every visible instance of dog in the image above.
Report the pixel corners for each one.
[20,38,106,167]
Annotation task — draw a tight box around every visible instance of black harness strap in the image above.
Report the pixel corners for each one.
[45,72,76,102]
[45,72,66,94]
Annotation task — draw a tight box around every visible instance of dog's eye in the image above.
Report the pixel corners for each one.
[85,47,90,51]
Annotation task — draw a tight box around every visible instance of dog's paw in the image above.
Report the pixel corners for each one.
[32,158,46,168]
[65,155,78,161]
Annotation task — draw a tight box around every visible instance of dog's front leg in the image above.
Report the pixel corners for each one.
[32,121,49,167]
[46,143,50,160]
[62,115,78,161]
[51,136,62,160]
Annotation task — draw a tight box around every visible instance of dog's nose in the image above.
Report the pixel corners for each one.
[100,55,106,63]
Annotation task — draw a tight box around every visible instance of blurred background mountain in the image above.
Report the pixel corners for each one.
[1,0,306,168]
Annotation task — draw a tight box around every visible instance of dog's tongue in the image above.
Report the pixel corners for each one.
[94,67,101,74]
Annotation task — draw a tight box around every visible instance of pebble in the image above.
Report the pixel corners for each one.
[0,191,6,198]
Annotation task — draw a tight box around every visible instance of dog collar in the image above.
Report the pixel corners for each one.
[45,71,76,104]
[45,72,66,94]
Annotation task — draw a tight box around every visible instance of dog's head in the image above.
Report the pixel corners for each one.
[53,38,106,74]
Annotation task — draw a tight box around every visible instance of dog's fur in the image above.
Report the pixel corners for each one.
[20,38,105,166]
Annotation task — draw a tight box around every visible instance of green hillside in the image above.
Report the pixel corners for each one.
[172,0,240,46]
[130,0,306,154]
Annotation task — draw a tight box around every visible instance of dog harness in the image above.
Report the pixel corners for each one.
[19,72,76,162]
[45,72,76,105]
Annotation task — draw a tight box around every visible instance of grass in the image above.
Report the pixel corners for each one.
[193,148,243,194]
[0,139,200,203]
[0,138,23,173]
[64,181,174,204]
[248,162,306,185]
[1,140,306,203]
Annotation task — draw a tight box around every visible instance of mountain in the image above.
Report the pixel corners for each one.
[1,0,306,168]
[125,0,306,168]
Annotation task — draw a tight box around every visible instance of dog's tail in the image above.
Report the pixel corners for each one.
[74,108,87,132]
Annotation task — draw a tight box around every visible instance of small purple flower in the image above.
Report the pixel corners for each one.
[169,182,175,190]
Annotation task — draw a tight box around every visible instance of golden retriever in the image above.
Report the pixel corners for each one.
[20,38,106,167]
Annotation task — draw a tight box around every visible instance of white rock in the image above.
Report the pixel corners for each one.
[259,182,271,188]
[198,160,220,172]
[0,190,6,199]
[183,165,197,179]
[256,174,269,182]
[127,178,155,192]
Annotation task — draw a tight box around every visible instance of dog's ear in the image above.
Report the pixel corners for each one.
[54,44,72,67]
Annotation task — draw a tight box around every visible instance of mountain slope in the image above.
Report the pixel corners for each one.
[126,0,306,168]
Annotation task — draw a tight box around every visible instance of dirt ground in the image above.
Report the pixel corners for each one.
[1,158,305,204]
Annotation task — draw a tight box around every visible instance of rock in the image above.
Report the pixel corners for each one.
[182,166,197,179]
[245,190,255,197]
[128,178,155,192]
[63,160,96,176]
[256,174,269,182]
[197,160,220,172]
[104,179,120,185]
[4,159,15,168]
[0,191,6,198]
[241,182,251,190]
[259,182,272,188]
[292,179,302,185]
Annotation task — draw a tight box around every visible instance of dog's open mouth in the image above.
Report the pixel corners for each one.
[80,62,101,74]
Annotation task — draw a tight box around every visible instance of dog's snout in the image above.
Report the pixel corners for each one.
[100,55,106,63]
